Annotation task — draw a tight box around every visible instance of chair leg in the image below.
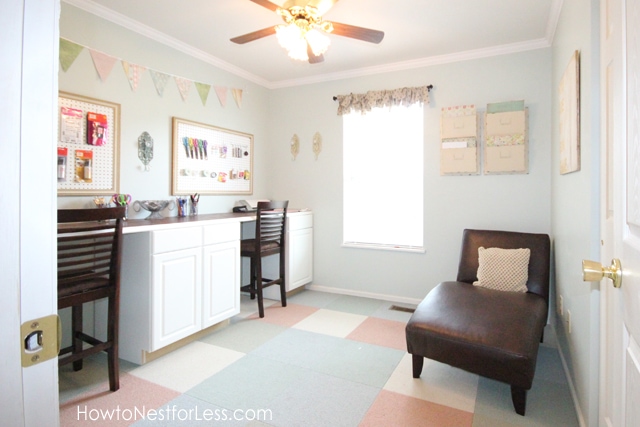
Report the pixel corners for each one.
[107,294,120,392]
[71,304,83,371]
[256,256,265,318]
[249,257,256,300]
[411,354,424,378]
[279,257,287,308]
[510,386,527,416]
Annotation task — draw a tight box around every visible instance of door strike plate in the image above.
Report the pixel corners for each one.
[20,314,61,367]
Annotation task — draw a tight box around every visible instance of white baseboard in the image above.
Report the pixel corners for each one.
[305,284,423,306]
[553,324,588,427]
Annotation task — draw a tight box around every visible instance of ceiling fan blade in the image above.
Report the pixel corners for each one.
[330,22,384,44]
[307,42,325,64]
[249,0,281,12]
[307,0,340,15]
[230,26,277,44]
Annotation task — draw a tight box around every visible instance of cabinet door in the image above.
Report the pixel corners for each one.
[202,240,240,328]
[152,247,202,350]
[287,227,313,290]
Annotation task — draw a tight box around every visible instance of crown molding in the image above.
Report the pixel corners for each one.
[62,0,270,87]
[545,0,564,43]
[269,38,552,89]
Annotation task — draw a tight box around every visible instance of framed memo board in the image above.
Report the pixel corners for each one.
[171,117,253,195]
[57,92,120,195]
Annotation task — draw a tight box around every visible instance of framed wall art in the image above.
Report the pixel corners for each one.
[57,92,120,195]
[559,50,581,174]
[172,117,253,195]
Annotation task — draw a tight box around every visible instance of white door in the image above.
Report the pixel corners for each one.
[598,0,640,426]
[1,1,61,426]
[202,240,240,328]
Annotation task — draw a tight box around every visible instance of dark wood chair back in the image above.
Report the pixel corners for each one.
[255,200,288,256]
[57,207,125,302]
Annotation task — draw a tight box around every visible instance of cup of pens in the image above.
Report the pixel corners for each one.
[177,197,188,217]
[190,193,199,216]
[111,193,132,219]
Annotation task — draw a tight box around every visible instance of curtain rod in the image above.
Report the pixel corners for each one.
[332,85,433,101]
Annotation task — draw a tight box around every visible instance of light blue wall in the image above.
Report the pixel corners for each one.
[58,4,272,215]
[268,50,552,301]
[551,0,601,425]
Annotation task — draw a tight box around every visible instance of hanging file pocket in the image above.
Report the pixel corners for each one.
[484,145,528,174]
[485,111,526,135]
[441,114,478,139]
[441,147,478,174]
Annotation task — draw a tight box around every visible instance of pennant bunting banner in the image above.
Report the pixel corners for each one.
[214,86,228,107]
[149,70,170,96]
[122,61,146,92]
[89,49,117,81]
[59,39,84,72]
[175,77,192,102]
[59,38,249,109]
[232,88,243,108]
[194,82,211,106]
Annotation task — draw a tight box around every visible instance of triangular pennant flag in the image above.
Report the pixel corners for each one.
[231,88,243,108]
[214,86,228,107]
[175,77,192,102]
[194,82,211,106]
[122,61,146,92]
[59,39,84,72]
[89,49,117,81]
[149,70,170,96]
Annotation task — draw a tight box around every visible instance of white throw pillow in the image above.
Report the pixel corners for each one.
[473,246,530,292]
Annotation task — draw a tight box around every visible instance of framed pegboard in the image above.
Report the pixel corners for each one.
[171,117,253,195]
[57,92,120,195]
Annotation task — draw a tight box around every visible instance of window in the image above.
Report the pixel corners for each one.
[343,104,424,251]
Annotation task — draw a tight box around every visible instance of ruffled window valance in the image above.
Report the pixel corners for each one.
[334,85,432,116]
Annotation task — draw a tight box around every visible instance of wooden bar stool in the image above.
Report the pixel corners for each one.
[57,206,125,391]
[240,201,288,318]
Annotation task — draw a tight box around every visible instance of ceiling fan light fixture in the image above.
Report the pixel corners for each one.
[276,24,309,60]
[305,28,330,56]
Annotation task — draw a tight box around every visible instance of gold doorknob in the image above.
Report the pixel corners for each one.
[582,259,622,288]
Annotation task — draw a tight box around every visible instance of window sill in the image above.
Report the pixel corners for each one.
[341,242,425,253]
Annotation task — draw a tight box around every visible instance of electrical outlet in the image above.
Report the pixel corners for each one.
[566,309,571,334]
[558,295,564,316]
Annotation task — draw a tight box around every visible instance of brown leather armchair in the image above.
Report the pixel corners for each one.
[405,229,550,416]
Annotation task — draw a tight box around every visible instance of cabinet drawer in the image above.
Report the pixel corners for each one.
[288,213,313,230]
[152,227,202,254]
[203,222,239,245]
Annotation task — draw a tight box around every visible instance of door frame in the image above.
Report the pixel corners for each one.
[0,1,61,425]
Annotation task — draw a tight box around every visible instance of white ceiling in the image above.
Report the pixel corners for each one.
[64,0,561,89]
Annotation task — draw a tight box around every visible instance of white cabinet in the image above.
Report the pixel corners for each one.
[286,212,313,290]
[119,221,240,364]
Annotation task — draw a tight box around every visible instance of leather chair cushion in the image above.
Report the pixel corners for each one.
[406,281,547,389]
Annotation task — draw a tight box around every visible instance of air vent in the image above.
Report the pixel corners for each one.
[389,305,415,313]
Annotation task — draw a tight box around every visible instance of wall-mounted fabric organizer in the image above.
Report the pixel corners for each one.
[484,100,528,174]
[440,105,479,175]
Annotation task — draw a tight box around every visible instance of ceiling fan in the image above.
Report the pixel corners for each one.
[230,0,384,64]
